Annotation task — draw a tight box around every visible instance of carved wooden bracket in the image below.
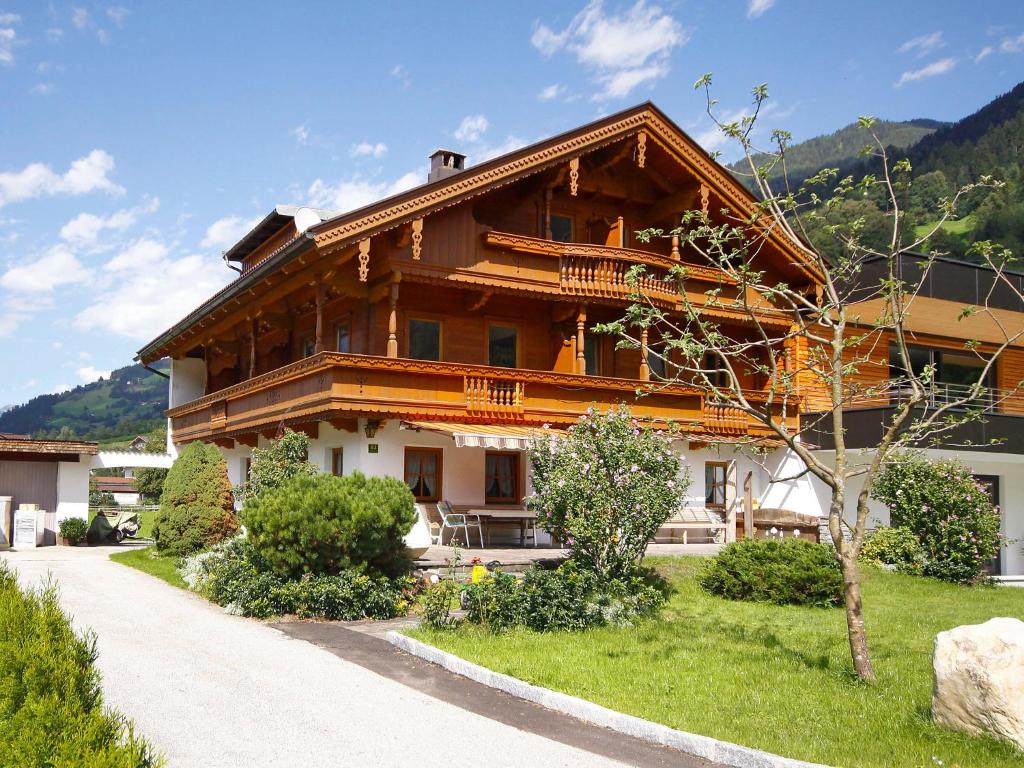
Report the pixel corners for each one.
[465,290,492,312]
[357,238,370,282]
[569,157,580,196]
[637,131,647,168]
[700,183,710,216]
[411,217,423,260]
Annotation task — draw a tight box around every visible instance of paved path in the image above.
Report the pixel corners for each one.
[0,545,704,768]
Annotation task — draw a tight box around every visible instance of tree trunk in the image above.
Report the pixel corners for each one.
[839,552,875,682]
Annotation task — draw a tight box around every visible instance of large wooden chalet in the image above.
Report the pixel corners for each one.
[137,103,825,543]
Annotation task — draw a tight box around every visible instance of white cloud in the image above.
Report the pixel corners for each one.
[52,383,71,394]
[46,27,63,42]
[0,26,15,66]
[200,215,262,251]
[1001,33,1024,54]
[75,250,231,340]
[0,244,89,293]
[104,238,169,272]
[390,64,411,88]
[975,46,994,63]
[0,295,40,337]
[746,0,775,18]
[531,0,687,101]
[306,170,423,214]
[896,31,944,57]
[71,7,90,30]
[291,123,309,145]
[454,115,489,143]
[0,13,21,25]
[0,150,123,208]
[59,197,159,247]
[469,136,529,165]
[894,57,957,87]
[106,6,129,26]
[350,141,388,159]
[30,82,55,95]
[538,83,566,101]
[77,365,110,383]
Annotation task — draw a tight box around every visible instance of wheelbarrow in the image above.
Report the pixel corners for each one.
[87,509,141,544]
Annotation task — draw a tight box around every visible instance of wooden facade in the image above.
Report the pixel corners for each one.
[139,103,816,447]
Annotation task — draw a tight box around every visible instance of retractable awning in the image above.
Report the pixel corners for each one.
[401,421,563,450]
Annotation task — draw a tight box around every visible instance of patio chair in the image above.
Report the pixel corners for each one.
[434,500,484,548]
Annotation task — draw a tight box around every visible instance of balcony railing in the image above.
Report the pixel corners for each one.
[167,352,787,444]
[889,382,1024,417]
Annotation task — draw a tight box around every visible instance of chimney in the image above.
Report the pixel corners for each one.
[428,149,467,183]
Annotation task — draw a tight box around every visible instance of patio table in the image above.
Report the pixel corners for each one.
[465,508,538,547]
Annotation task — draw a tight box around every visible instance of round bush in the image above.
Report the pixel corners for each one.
[243,471,417,578]
[872,453,1001,583]
[859,526,926,574]
[58,517,88,545]
[153,441,237,556]
[699,538,843,608]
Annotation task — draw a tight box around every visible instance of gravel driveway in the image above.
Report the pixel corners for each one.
[2,545,632,768]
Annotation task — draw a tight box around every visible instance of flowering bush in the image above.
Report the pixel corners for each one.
[528,406,689,580]
[240,429,319,503]
[872,453,1002,584]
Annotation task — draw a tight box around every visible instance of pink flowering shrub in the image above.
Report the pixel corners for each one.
[527,406,689,579]
[872,453,1002,584]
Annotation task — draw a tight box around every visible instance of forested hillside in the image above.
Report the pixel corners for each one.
[0,362,168,442]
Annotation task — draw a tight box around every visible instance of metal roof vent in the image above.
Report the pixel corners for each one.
[428,149,466,183]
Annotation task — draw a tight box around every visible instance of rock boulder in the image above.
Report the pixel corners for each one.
[932,617,1024,751]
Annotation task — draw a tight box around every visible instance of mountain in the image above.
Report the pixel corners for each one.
[0,362,169,443]
[729,118,947,188]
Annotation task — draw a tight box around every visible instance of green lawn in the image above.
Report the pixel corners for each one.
[411,557,1024,768]
[913,214,975,240]
[109,546,185,590]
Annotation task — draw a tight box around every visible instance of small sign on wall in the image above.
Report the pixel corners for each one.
[368,443,379,454]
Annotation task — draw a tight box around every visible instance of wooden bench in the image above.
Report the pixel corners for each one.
[656,507,728,544]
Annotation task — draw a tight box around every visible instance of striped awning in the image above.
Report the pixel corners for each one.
[401,421,563,450]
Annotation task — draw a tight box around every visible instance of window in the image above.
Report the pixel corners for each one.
[550,213,573,243]
[488,324,518,368]
[888,344,995,402]
[404,447,442,502]
[705,462,728,508]
[301,336,316,357]
[703,352,728,388]
[584,333,602,376]
[409,318,442,361]
[646,347,666,379]
[331,447,344,476]
[335,321,351,353]
[485,452,520,504]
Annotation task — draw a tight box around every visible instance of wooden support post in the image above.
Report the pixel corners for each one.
[742,470,754,541]
[313,283,326,354]
[544,189,553,240]
[671,233,680,260]
[248,318,257,380]
[386,277,400,358]
[575,304,587,375]
[616,215,624,248]
[639,327,650,381]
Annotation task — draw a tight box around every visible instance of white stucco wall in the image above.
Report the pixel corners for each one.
[167,357,207,457]
[810,448,1024,576]
[55,460,91,525]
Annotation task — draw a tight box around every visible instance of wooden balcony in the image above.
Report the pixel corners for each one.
[481,231,734,308]
[167,352,784,445]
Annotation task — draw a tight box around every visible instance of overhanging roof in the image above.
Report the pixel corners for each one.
[137,100,821,363]
[222,205,337,264]
[0,437,99,459]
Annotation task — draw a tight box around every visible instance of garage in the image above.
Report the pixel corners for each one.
[0,437,98,546]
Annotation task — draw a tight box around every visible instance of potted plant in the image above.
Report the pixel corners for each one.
[58,517,88,546]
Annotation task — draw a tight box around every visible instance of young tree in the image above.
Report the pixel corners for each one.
[240,428,319,503]
[602,77,1021,681]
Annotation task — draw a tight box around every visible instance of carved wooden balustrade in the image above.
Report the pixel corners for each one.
[703,401,750,435]
[465,376,525,417]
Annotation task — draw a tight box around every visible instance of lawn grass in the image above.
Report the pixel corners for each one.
[913,214,975,240]
[411,557,1024,768]
[109,546,185,590]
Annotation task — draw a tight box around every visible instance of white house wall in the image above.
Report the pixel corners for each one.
[167,358,206,458]
[55,460,90,527]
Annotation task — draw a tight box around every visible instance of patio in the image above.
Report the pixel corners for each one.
[414,542,724,574]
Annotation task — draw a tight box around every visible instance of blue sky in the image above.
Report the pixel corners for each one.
[0,0,1021,408]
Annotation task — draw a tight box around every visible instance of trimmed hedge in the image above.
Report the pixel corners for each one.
[700,538,843,608]
[0,561,160,767]
[153,441,237,556]
[243,472,417,578]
